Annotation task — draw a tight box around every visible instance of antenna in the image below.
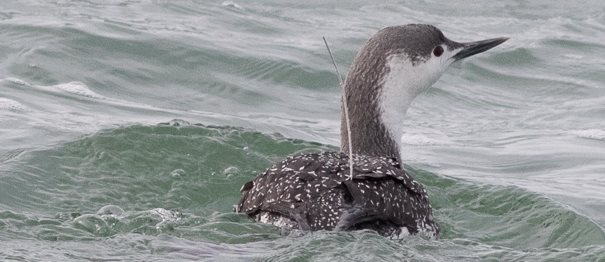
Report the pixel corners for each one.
[322,36,354,181]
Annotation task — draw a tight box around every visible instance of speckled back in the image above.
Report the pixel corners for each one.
[236,152,439,237]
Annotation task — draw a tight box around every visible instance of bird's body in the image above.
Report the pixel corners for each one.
[236,24,507,238]
[236,152,438,238]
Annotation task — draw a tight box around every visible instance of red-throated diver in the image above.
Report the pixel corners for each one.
[236,24,507,239]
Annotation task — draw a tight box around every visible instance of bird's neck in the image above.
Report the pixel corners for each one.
[340,55,428,161]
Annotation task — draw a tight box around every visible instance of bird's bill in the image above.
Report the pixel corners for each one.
[452,37,509,61]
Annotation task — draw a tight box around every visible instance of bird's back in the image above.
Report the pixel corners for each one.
[236,152,439,239]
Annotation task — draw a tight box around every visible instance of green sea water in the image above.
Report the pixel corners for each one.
[1,1,605,261]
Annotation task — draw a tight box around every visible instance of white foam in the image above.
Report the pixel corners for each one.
[52,81,104,99]
[221,1,243,9]
[170,169,186,178]
[3,78,103,99]
[569,129,605,141]
[0,97,27,111]
[4,77,30,86]
[150,208,180,222]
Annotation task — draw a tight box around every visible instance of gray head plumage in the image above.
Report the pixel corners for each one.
[364,24,460,64]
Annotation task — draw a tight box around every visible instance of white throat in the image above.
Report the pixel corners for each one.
[379,54,448,160]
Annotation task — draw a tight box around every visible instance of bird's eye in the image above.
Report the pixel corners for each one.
[433,46,444,57]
